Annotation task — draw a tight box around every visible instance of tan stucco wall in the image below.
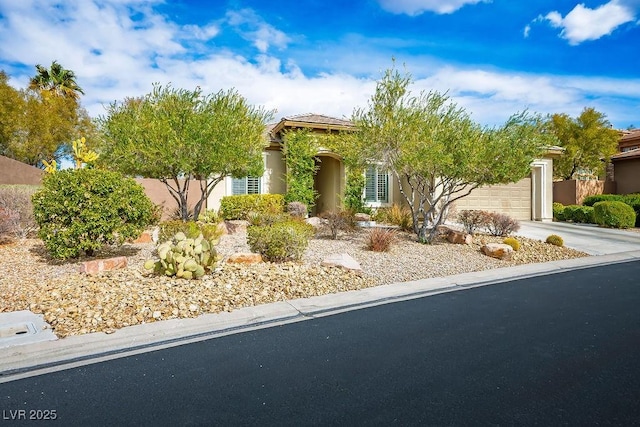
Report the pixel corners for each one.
[136,178,202,220]
[265,149,286,195]
[613,158,640,194]
[0,156,44,185]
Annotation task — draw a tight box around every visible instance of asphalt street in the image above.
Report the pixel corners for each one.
[1,261,639,426]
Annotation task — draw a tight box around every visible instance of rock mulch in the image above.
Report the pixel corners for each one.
[0,228,587,338]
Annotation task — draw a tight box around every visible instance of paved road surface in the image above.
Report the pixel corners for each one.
[1,261,639,425]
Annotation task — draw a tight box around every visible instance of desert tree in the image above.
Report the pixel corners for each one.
[344,66,548,243]
[98,84,274,221]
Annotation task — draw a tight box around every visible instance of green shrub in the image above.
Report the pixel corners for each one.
[583,194,624,207]
[246,211,291,227]
[593,201,636,229]
[0,185,39,240]
[32,169,155,259]
[343,168,367,213]
[562,205,595,224]
[198,209,221,224]
[158,220,222,243]
[553,202,565,221]
[366,228,397,252]
[502,237,521,251]
[144,232,220,279]
[545,234,564,247]
[219,194,284,220]
[622,195,640,227]
[247,220,314,262]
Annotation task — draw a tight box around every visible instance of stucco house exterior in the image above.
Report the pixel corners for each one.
[206,114,561,221]
[610,148,640,195]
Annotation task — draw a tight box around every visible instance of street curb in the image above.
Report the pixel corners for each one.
[2,250,640,382]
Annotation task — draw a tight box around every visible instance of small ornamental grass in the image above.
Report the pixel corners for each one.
[365,227,397,252]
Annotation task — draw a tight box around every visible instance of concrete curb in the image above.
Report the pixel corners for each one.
[2,250,640,382]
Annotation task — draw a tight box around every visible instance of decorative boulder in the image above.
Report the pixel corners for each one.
[80,256,128,275]
[447,230,472,245]
[321,253,362,274]
[226,252,263,264]
[354,213,371,222]
[481,243,513,260]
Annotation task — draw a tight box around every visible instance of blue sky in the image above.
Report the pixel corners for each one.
[0,0,638,128]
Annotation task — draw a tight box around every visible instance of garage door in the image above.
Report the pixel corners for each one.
[452,177,532,221]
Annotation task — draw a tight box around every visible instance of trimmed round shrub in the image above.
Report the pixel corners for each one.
[219,194,284,220]
[593,201,636,229]
[247,220,314,262]
[32,169,155,259]
[552,202,565,221]
[502,237,521,251]
[583,194,624,207]
[286,201,308,218]
[545,234,564,247]
[562,205,595,224]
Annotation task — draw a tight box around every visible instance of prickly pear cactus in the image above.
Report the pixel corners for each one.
[143,232,221,279]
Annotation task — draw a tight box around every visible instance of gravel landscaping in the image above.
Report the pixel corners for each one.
[0,227,588,338]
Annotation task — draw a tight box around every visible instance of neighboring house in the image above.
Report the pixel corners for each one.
[618,129,640,153]
[206,114,561,221]
[0,155,44,185]
[609,148,640,195]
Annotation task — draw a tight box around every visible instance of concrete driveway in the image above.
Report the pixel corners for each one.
[517,221,640,255]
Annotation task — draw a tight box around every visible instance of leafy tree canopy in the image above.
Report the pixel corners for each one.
[0,70,95,167]
[97,84,274,220]
[342,65,549,243]
[545,107,619,180]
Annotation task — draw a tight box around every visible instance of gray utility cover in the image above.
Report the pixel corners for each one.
[0,310,57,349]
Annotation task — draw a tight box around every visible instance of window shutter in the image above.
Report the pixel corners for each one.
[365,167,376,202]
[232,177,246,195]
[378,170,388,203]
[247,177,261,194]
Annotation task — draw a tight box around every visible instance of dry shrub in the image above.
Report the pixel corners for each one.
[319,210,356,239]
[366,227,397,252]
[286,201,308,218]
[485,212,520,237]
[457,210,490,235]
[372,204,413,231]
[0,185,39,241]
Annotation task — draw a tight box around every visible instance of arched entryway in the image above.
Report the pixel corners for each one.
[312,154,344,216]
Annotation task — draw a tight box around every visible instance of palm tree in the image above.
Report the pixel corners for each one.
[28,60,84,100]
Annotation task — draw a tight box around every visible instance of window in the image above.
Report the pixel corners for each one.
[231,176,261,195]
[365,166,389,204]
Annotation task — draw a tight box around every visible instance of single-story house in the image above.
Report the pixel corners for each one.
[609,148,640,195]
[206,113,562,221]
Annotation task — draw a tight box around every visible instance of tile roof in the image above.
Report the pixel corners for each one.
[611,147,640,161]
[280,113,353,127]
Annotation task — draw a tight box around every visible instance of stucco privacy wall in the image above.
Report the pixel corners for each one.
[0,155,44,185]
[135,178,202,220]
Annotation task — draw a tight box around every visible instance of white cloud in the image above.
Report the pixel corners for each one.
[377,0,487,15]
[225,9,291,53]
[0,0,637,130]
[534,1,636,45]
